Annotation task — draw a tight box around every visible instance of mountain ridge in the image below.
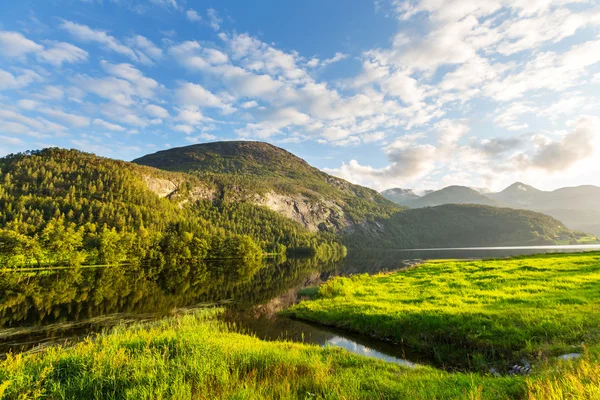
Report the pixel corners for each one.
[382,182,600,235]
[134,141,399,232]
[0,143,587,268]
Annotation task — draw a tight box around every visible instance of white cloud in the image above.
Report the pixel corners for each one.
[236,108,311,138]
[176,109,205,125]
[0,30,43,58]
[38,107,90,127]
[308,52,349,68]
[0,135,25,146]
[17,99,39,110]
[186,132,218,142]
[145,104,170,118]
[102,61,160,98]
[186,9,202,22]
[126,35,163,61]
[37,41,88,66]
[207,8,222,30]
[149,0,178,9]
[93,118,126,132]
[174,124,195,134]
[176,82,231,112]
[0,30,87,66]
[241,100,258,109]
[528,116,600,172]
[0,69,41,91]
[60,21,155,64]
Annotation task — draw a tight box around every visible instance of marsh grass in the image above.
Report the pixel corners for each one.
[0,308,526,399]
[286,252,600,370]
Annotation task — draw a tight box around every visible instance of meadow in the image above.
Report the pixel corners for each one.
[0,308,526,400]
[1,253,600,399]
[286,252,600,370]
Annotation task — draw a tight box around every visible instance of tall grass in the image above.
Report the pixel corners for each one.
[0,308,524,399]
[526,349,600,399]
[286,252,600,369]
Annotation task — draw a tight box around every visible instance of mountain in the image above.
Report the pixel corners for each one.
[134,142,583,247]
[489,182,545,208]
[345,204,575,249]
[489,183,600,235]
[380,188,420,206]
[409,186,497,208]
[134,141,398,232]
[0,148,345,268]
[382,181,600,236]
[0,144,586,269]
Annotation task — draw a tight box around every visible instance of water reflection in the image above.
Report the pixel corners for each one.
[225,311,426,368]
[0,254,342,354]
[2,245,597,362]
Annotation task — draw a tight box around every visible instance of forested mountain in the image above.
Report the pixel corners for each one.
[345,204,577,249]
[382,181,600,235]
[0,148,344,268]
[133,142,398,231]
[134,142,583,248]
[0,144,586,269]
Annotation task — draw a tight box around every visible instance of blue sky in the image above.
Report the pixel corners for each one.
[1,0,600,192]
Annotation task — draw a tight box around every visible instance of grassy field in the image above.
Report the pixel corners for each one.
[0,309,527,400]
[286,252,600,370]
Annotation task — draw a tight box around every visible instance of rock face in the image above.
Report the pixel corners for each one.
[142,175,216,203]
[134,141,399,233]
[142,176,177,198]
[257,192,348,232]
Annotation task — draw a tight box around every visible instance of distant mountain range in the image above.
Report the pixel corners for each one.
[381,182,600,235]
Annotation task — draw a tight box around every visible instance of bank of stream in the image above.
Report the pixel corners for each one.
[1,244,598,369]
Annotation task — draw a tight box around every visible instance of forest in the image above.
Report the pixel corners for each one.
[0,149,345,269]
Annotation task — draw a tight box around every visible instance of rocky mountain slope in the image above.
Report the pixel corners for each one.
[134,141,399,232]
[134,142,584,247]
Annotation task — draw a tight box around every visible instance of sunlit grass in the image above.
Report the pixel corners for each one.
[287,252,600,369]
[0,308,525,399]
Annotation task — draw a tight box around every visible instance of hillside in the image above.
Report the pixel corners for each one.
[409,186,497,208]
[489,183,600,235]
[344,204,577,249]
[0,145,584,266]
[135,142,587,249]
[382,182,600,235]
[0,148,344,268]
[134,141,399,231]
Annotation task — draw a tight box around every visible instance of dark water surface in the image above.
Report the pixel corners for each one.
[2,245,598,365]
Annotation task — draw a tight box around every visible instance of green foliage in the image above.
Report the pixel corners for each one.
[0,254,345,328]
[288,252,600,369]
[0,149,344,268]
[133,141,399,225]
[344,204,576,249]
[0,309,526,399]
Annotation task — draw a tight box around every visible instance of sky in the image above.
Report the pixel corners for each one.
[1,0,600,193]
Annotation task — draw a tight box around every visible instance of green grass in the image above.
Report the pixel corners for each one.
[286,252,600,369]
[0,309,526,400]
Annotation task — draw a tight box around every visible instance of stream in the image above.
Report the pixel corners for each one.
[1,244,599,366]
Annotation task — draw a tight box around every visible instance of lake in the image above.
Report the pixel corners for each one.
[1,245,599,365]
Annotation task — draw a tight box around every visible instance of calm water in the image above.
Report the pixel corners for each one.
[1,245,598,365]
